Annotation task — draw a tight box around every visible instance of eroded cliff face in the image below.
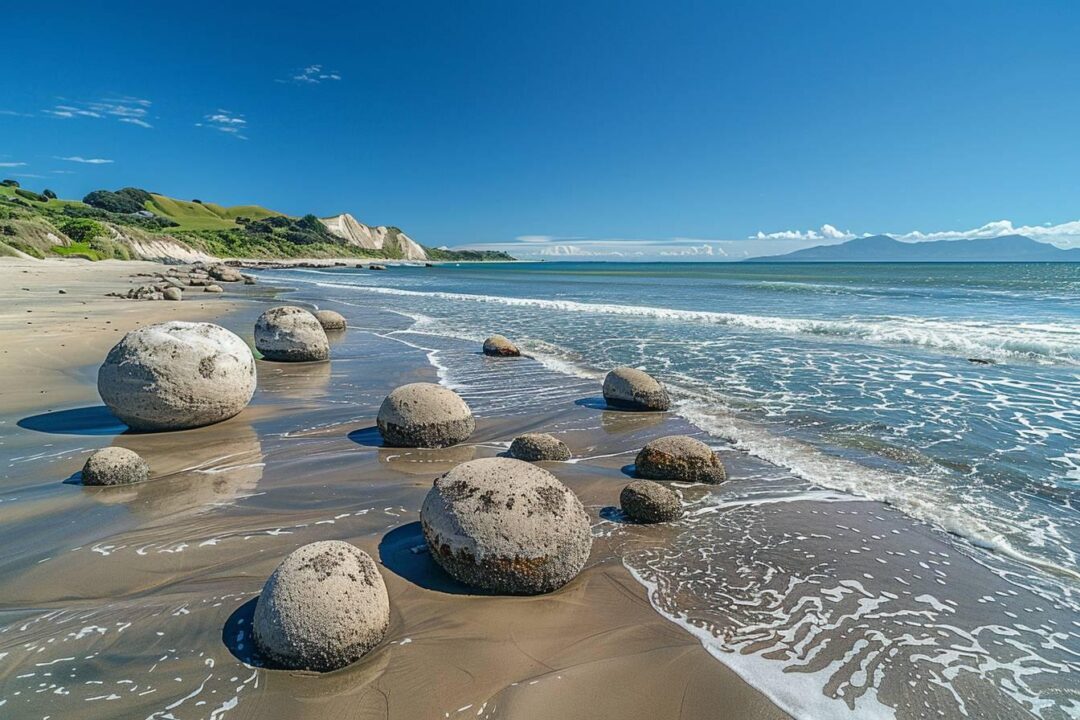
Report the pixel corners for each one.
[321,213,428,260]
[108,226,215,263]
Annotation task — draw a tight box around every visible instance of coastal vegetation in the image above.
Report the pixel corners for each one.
[0,181,513,262]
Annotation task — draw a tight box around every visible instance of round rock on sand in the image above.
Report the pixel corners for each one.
[82,447,149,486]
[204,284,223,293]
[635,435,726,484]
[620,480,682,523]
[421,457,591,594]
[253,541,389,672]
[208,264,244,282]
[162,287,182,301]
[509,433,571,462]
[482,334,520,357]
[254,306,329,362]
[602,367,671,411]
[313,309,347,331]
[377,382,474,448]
[97,321,257,431]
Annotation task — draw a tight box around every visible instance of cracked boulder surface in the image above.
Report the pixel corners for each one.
[421,457,591,594]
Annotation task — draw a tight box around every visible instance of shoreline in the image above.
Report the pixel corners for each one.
[0,258,788,719]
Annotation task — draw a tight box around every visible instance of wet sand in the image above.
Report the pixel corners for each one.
[0,259,787,719]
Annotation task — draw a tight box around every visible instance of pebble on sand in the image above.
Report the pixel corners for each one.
[253,541,389,672]
[254,306,330,362]
[620,479,682,523]
[602,367,671,411]
[509,432,571,462]
[421,457,592,594]
[97,321,257,431]
[377,382,475,448]
[635,435,727,484]
[81,446,150,486]
[482,334,521,357]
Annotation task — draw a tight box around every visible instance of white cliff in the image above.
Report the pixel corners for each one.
[321,213,427,260]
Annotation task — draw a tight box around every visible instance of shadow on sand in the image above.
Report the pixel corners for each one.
[17,405,128,436]
[378,522,491,596]
[347,426,384,448]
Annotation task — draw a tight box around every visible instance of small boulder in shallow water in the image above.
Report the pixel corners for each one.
[421,457,591,594]
[377,382,474,448]
[635,435,726,484]
[602,367,670,411]
[313,309,347,331]
[253,541,389,672]
[254,306,329,362]
[97,321,256,431]
[509,433,571,462]
[482,334,520,357]
[82,446,149,486]
[620,480,681,523]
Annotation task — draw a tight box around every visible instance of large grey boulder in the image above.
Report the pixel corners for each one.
[602,367,671,411]
[208,264,244,282]
[313,309,347,331]
[97,321,257,431]
[377,383,474,448]
[620,480,682,523]
[253,541,389,672]
[254,306,329,362]
[509,433,571,462]
[635,435,727,484]
[482,334,520,357]
[162,287,182,301]
[421,458,591,594]
[82,447,150,486]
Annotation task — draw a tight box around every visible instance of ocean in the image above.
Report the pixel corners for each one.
[264,260,1080,719]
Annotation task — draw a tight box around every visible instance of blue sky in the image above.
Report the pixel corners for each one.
[2,1,1078,259]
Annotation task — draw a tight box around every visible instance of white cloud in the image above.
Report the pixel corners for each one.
[659,243,727,257]
[0,162,27,168]
[752,219,1080,248]
[43,97,153,127]
[56,156,114,164]
[196,110,248,139]
[752,224,856,242]
[281,64,343,84]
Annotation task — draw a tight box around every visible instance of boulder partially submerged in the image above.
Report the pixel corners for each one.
[620,480,682,523]
[82,447,150,486]
[97,321,257,431]
[602,367,670,411]
[635,435,726,484]
[421,458,591,594]
[314,309,347,331]
[482,334,520,357]
[377,383,474,448]
[253,541,389,672]
[254,306,330,362]
[509,433,571,462]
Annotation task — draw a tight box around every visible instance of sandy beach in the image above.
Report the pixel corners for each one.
[0,258,788,719]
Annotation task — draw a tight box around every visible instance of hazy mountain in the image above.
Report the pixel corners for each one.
[746,234,1080,262]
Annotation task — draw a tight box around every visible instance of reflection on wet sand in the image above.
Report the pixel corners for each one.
[377,443,478,476]
[255,358,334,400]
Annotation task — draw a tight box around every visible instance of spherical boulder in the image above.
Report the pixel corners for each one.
[602,367,671,411]
[635,435,726,484]
[482,334,520,357]
[82,446,149,486]
[509,433,571,462]
[313,309,347,331]
[377,383,474,448]
[421,458,591,594]
[254,306,329,362]
[253,541,389,672]
[97,321,257,431]
[620,480,682,523]
[162,287,183,301]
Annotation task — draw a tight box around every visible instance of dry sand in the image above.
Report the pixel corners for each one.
[0,257,787,719]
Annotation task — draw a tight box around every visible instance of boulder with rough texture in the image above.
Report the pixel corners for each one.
[254,306,329,362]
[421,458,591,594]
[208,264,244,282]
[253,541,389,672]
[377,383,474,448]
[82,446,150,486]
[314,309,347,331]
[204,284,223,293]
[620,480,682,523]
[162,287,182,301]
[509,433,571,462]
[482,334,520,357]
[635,435,726,484]
[97,321,257,431]
[603,367,671,411]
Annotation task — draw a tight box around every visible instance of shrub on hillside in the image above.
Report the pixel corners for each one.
[15,188,46,203]
[82,187,152,214]
[1,179,19,187]
[42,189,57,199]
[61,218,107,242]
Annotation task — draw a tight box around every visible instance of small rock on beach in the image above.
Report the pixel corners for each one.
[602,366,671,411]
[509,432,571,461]
[482,334,521,357]
[376,382,474,448]
[620,480,682,523]
[313,309,347,331]
[635,435,727,484]
[81,447,150,486]
[254,306,330,362]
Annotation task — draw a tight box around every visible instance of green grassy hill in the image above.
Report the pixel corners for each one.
[144,194,282,230]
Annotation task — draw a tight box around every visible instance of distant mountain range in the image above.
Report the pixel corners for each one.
[746,234,1080,263]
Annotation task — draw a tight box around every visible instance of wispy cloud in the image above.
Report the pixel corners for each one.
[279,64,342,85]
[51,169,76,175]
[0,162,28,168]
[752,219,1080,247]
[0,110,33,117]
[196,109,248,140]
[56,156,114,164]
[43,97,153,128]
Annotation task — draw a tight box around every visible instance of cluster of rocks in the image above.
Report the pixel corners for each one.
[111,262,255,301]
